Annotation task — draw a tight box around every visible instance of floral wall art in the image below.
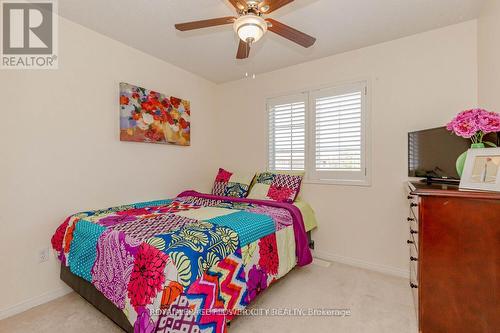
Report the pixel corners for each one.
[119,82,190,146]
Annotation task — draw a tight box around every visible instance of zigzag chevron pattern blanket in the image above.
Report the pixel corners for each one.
[51,191,312,333]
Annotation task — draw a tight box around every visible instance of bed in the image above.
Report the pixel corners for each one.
[51,190,317,333]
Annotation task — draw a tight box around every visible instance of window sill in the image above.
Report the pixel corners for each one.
[303,179,372,187]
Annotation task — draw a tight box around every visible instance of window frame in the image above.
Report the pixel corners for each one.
[266,79,372,187]
[307,81,370,186]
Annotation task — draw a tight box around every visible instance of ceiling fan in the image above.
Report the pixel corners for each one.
[175,0,316,59]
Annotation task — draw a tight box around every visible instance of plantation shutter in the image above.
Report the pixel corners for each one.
[309,82,368,182]
[268,93,307,171]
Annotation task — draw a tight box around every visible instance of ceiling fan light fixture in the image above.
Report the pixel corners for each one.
[260,5,270,12]
[233,15,267,43]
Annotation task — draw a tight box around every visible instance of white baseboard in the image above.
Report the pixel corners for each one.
[0,254,408,321]
[0,286,72,321]
[313,250,409,279]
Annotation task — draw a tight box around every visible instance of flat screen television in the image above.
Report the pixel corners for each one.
[408,127,499,182]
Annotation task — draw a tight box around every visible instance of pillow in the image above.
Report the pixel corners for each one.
[247,171,304,203]
[211,168,254,198]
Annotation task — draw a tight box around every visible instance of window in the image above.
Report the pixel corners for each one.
[267,93,307,171]
[309,82,368,184]
[267,81,370,185]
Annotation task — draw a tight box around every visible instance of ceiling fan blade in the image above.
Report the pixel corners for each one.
[175,17,236,31]
[228,0,247,11]
[236,39,251,59]
[259,0,294,13]
[266,18,316,48]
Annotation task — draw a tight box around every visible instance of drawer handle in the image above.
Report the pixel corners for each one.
[410,283,418,289]
[407,217,415,222]
[407,195,414,200]
[410,256,418,261]
[407,240,414,244]
[410,229,418,234]
[410,203,418,208]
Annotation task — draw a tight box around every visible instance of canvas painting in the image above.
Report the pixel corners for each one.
[119,82,190,146]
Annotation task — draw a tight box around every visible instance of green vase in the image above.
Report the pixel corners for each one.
[456,143,485,177]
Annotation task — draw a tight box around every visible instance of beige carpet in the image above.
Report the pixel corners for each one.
[0,261,417,333]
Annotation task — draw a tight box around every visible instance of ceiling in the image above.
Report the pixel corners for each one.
[58,0,485,83]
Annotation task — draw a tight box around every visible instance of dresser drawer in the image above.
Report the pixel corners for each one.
[408,224,418,250]
[407,195,419,225]
[409,257,419,322]
[409,242,418,276]
[406,184,419,233]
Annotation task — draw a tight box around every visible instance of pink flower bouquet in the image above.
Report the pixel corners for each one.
[446,109,500,145]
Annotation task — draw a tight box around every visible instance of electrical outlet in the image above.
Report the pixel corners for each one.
[38,247,49,263]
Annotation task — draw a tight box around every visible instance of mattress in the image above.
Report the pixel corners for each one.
[51,190,313,333]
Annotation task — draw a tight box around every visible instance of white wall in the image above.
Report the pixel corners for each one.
[0,16,481,318]
[0,17,219,316]
[478,0,500,111]
[215,21,478,275]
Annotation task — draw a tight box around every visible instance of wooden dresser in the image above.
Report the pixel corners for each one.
[405,182,500,333]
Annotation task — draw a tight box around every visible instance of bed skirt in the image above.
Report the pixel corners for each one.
[60,264,133,332]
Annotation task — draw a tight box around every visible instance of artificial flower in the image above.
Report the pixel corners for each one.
[446,109,500,143]
[478,111,500,133]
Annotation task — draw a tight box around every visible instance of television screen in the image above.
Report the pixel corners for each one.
[408,127,499,180]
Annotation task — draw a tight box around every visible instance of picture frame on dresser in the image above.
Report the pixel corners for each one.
[459,147,500,192]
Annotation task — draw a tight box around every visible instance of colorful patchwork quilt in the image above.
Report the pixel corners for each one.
[51,190,312,333]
